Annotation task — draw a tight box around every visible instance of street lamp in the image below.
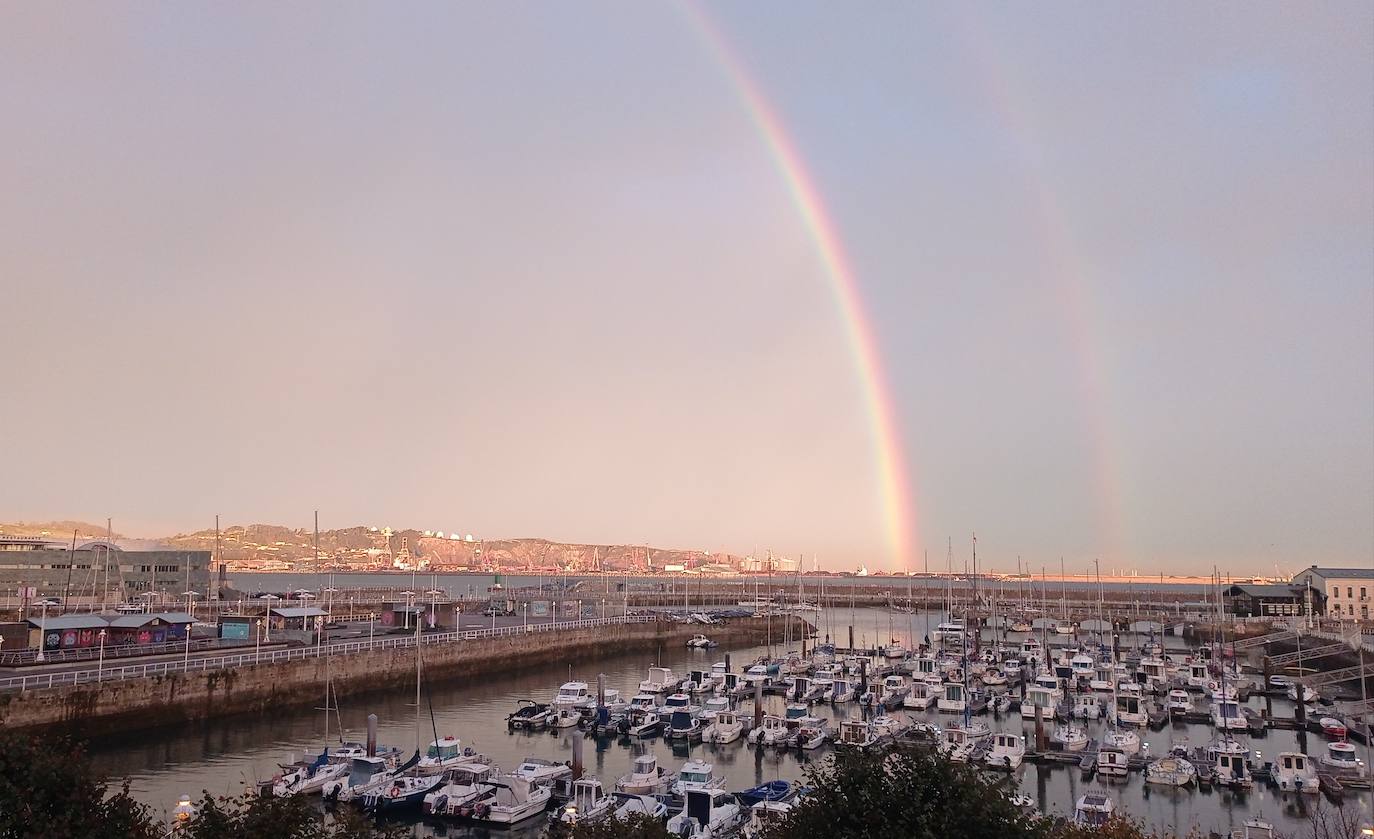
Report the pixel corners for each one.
[368,612,375,643]
[255,619,263,663]
[401,590,416,629]
[35,600,49,662]
[97,628,107,680]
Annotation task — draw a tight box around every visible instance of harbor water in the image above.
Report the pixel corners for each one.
[87,608,1372,836]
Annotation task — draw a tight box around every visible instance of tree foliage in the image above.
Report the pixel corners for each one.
[0,731,160,839]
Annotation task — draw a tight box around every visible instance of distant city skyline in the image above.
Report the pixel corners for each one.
[2,4,1370,573]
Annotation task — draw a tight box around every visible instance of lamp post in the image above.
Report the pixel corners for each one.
[255,619,263,663]
[369,612,375,643]
[523,602,528,630]
[36,600,49,662]
[97,628,107,680]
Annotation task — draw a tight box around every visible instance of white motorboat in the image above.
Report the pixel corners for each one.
[829,677,856,703]
[555,776,615,825]
[1145,755,1196,787]
[626,709,664,738]
[1073,790,1114,827]
[686,634,715,649]
[703,710,745,744]
[1167,690,1192,714]
[1009,619,1033,633]
[272,752,349,797]
[1319,741,1366,774]
[1097,746,1130,778]
[512,756,572,787]
[1054,620,1075,636]
[466,775,551,825]
[1286,683,1318,704]
[743,664,771,686]
[327,755,397,802]
[1273,751,1319,793]
[980,668,1008,688]
[795,716,830,750]
[1102,728,1143,756]
[615,754,675,795]
[985,732,1025,770]
[939,724,978,763]
[743,798,796,839]
[1212,698,1248,731]
[1070,654,1096,681]
[416,736,472,775]
[933,621,965,643]
[871,714,911,740]
[506,700,552,730]
[549,706,582,729]
[1072,694,1102,720]
[1210,737,1253,788]
[879,674,909,705]
[610,791,668,822]
[938,682,967,714]
[1050,724,1089,753]
[667,788,747,839]
[671,759,726,797]
[421,759,499,816]
[553,681,591,709]
[639,666,678,694]
[1139,656,1169,687]
[903,681,935,710]
[1186,661,1210,690]
[1229,818,1276,839]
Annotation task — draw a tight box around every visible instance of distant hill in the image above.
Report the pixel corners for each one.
[0,521,122,541]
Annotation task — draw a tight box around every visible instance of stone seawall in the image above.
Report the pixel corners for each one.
[0,616,809,735]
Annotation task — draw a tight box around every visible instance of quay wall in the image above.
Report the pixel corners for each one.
[0,616,806,736]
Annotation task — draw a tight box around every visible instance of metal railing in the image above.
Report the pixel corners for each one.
[0,615,658,694]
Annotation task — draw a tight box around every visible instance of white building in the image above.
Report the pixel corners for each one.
[1291,567,1374,621]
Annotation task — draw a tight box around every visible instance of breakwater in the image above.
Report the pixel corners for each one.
[0,615,808,735]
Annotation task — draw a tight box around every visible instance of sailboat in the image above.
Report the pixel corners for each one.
[360,617,440,812]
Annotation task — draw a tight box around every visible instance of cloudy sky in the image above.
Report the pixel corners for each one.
[2,2,1370,574]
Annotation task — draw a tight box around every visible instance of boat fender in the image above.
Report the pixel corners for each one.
[389,785,401,798]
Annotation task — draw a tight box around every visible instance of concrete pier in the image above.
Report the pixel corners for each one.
[0,615,807,735]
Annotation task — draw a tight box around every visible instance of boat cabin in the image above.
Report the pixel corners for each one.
[838,720,872,746]
[554,682,590,706]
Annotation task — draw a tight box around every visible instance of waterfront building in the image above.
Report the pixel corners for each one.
[1291,567,1374,621]
[0,536,211,606]
[1222,584,1315,618]
[23,612,194,651]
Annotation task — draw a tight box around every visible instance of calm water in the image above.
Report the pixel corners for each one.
[87,609,1370,836]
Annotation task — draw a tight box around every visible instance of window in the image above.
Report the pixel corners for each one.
[1348,587,1354,598]
[1362,587,1368,599]
[1349,604,1355,616]
[1332,586,1340,598]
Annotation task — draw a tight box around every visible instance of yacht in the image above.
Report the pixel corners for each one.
[743,664,773,686]
[1050,723,1089,752]
[1097,746,1130,778]
[985,732,1025,770]
[639,666,678,694]
[1319,741,1366,774]
[615,754,675,795]
[465,776,551,825]
[554,776,615,825]
[1102,728,1143,756]
[1073,791,1114,827]
[1145,755,1196,787]
[703,710,744,744]
[667,788,746,839]
[421,758,499,816]
[1273,751,1319,793]
[671,759,726,797]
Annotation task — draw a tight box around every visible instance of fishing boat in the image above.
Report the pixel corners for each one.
[421,759,500,816]
[985,732,1025,770]
[1319,741,1366,774]
[506,700,551,731]
[1072,694,1102,720]
[462,776,551,825]
[639,666,678,694]
[1145,755,1196,787]
[610,792,668,822]
[795,716,830,750]
[615,754,675,795]
[554,776,615,825]
[1073,791,1114,827]
[1186,661,1210,690]
[1273,751,1319,793]
[835,719,880,751]
[735,780,792,807]
[671,759,726,797]
[667,788,747,839]
[1050,723,1089,753]
[1097,746,1130,778]
[1139,655,1169,688]
[703,710,744,744]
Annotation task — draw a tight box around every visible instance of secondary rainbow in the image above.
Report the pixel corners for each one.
[683,4,919,569]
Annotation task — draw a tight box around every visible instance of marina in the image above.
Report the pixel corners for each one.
[74,605,1372,837]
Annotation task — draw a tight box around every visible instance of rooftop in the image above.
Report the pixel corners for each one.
[1301,567,1374,580]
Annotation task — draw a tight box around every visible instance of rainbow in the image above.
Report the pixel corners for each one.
[683,4,919,569]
